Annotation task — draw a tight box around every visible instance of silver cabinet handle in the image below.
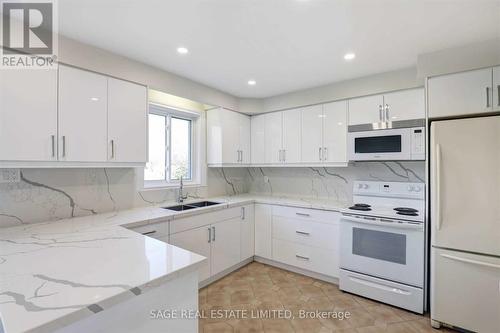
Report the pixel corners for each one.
[323,147,328,161]
[62,136,66,157]
[212,226,215,241]
[282,149,286,162]
[318,147,322,161]
[110,140,115,159]
[486,87,491,108]
[379,105,383,122]
[497,85,500,107]
[296,212,310,217]
[295,254,310,261]
[208,227,211,243]
[240,150,243,163]
[51,135,55,157]
[236,150,240,162]
[241,207,246,220]
[141,230,156,236]
[385,104,389,121]
[295,230,310,236]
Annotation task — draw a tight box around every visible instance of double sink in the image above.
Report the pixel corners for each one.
[163,201,221,212]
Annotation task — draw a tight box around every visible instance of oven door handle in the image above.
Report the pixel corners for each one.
[341,216,423,230]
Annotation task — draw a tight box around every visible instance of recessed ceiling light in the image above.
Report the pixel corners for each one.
[247,80,256,86]
[344,52,356,61]
[177,47,189,54]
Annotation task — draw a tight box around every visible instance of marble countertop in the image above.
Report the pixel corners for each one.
[0,193,347,333]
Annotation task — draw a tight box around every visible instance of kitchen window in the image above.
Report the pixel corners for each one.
[144,104,200,187]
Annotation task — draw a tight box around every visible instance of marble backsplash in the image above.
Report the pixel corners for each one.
[0,167,248,228]
[0,162,424,228]
[246,161,425,202]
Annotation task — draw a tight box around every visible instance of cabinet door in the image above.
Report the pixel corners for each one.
[58,65,108,162]
[282,108,301,163]
[428,68,493,118]
[251,114,266,164]
[238,113,251,164]
[169,226,212,282]
[211,218,241,276]
[108,78,147,163]
[383,88,424,121]
[221,109,240,164]
[348,94,384,125]
[240,205,255,260]
[493,66,500,112]
[0,69,57,161]
[254,204,272,259]
[207,108,239,165]
[301,105,323,163]
[264,112,283,164]
[323,101,347,163]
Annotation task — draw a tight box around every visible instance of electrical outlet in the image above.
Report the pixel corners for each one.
[0,169,20,183]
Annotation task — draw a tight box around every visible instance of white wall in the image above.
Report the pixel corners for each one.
[417,38,500,79]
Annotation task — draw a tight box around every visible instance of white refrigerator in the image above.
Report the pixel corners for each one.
[430,116,500,333]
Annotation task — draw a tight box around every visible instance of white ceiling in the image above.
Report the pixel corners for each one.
[59,0,500,98]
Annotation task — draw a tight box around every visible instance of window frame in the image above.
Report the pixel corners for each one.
[144,103,200,188]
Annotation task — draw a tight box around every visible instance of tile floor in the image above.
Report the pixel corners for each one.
[199,262,456,333]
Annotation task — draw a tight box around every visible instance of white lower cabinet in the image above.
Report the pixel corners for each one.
[254,204,273,259]
[240,205,255,260]
[170,226,212,281]
[211,217,241,276]
[270,206,341,278]
[273,239,339,277]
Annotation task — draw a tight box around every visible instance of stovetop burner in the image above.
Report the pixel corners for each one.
[349,203,372,211]
[396,211,419,216]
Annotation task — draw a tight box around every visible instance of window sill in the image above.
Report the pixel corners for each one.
[141,182,206,191]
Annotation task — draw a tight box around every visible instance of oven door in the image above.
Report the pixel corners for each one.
[340,215,424,287]
[348,128,411,161]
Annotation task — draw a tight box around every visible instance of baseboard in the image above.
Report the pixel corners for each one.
[254,256,339,285]
[198,257,254,288]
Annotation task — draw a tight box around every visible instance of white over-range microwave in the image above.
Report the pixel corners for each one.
[348,125,425,161]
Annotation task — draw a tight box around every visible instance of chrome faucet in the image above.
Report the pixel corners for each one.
[178,176,188,203]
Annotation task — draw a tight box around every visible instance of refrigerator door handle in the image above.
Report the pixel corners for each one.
[435,144,442,230]
[440,254,500,270]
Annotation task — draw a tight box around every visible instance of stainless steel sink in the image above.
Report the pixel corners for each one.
[162,201,221,211]
[185,201,220,208]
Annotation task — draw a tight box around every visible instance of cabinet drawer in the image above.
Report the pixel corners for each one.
[272,238,339,277]
[272,206,340,224]
[129,221,168,239]
[272,216,339,250]
[170,206,242,234]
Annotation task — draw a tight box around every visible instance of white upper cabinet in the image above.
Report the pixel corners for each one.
[428,68,493,118]
[348,94,384,125]
[108,78,147,163]
[493,66,500,112]
[348,88,424,125]
[207,108,250,165]
[301,105,324,163]
[383,88,424,122]
[251,114,266,164]
[323,101,347,163]
[264,112,283,164]
[238,114,251,164]
[282,108,301,164]
[0,69,57,161]
[58,65,108,162]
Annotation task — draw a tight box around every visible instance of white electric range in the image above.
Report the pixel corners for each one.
[339,181,426,313]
